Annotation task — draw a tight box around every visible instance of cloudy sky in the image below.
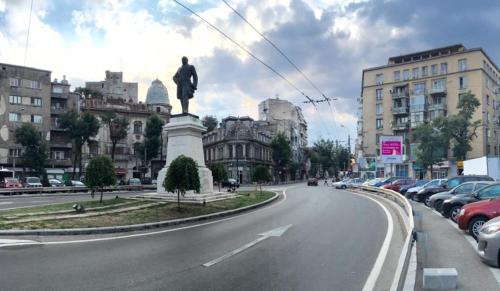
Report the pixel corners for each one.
[1,0,499,147]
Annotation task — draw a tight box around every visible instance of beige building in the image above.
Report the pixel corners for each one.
[86,71,138,103]
[358,44,500,178]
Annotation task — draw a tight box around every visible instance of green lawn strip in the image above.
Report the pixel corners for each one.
[1,191,275,230]
[0,198,135,220]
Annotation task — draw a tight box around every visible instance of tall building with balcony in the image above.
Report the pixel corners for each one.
[358,44,500,179]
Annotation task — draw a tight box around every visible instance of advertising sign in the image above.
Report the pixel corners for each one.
[380,135,403,164]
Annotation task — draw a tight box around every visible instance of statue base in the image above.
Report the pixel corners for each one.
[157,114,214,195]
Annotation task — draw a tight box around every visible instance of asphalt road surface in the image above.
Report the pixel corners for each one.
[0,184,388,291]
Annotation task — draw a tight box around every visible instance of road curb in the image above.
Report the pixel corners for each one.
[0,191,280,236]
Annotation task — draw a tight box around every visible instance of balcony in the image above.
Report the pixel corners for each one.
[47,159,73,167]
[410,104,427,112]
[411,121,425,128]
[428,102,447,111]
[51,92,67,99]
[392,122,408,131]
[391,91,409,99]
[430,87,447,95]
[50,142,72,148]
[391,106,409,115]
[50,107,67,115]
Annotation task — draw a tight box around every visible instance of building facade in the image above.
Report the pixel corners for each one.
[85,71,138,103]
[358,44,500,179]
[202,116,273,184]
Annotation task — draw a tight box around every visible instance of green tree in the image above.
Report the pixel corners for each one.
[163,155,200,211]
[202,115,218,132]
[252,165,272,193]
[209,163,227,192]
[59,111,100,179]
[313,139,335,177]
[15,123,47,175]
[85,156,116,203]
[304,148,320,177]
[101,112,129,162]
[413,121,447,178]
[288,162,301,180]
[333,146,350,176]
[138,114,164,168]
[271,132,291,182]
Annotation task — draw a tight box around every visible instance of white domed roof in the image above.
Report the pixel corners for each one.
[146,79,169,105]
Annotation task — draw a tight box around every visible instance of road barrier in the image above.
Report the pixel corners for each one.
[0,184,157,196]
[354,185,415,291]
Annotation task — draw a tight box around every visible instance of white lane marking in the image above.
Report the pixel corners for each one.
[0,202,13,205]
[202,224,292,267]
[0,189,290,248]
[349,191,394,291]
[0,239,41,247]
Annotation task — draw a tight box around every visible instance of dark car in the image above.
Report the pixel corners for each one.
[399,179,428,195]
[307,178,318,186]
[222,178,240,188]
[406,179,446,199]
[373,177,404,188]
[429,181,492,212]
[442,182,499,222]
[413,180,449,204]
[141,177,153,185]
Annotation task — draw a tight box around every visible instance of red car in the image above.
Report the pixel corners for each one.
[382,178,415,193]
[457,198,500,240]
[0,178,23,188]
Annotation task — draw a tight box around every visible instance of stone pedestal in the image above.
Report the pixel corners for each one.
[157,114,213,195]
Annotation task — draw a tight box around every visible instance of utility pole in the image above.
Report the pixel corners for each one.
[348,134,351,155]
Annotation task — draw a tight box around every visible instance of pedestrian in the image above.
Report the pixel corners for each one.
[324,179,328,186]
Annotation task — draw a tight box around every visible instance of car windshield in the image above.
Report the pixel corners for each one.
[5,178,18,183]
[27,177,40,183]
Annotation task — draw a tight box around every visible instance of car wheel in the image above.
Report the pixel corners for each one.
[434,200,443,212]
[450,205,462,223]
[341,185,346,189]
[468,217,487,240]
[424,196,431,207]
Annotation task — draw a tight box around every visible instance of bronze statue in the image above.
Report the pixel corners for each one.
[173,56,198,114]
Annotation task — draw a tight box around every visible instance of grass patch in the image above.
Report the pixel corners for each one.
[0,191,275,230]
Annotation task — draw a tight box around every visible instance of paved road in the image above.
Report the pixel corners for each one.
[0,185,388,291]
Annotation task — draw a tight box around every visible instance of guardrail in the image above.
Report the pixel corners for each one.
[354,185,415,291]
[0,184,157,196]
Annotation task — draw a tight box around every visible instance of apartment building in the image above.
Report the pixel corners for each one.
[85,71,138,103]
[358,44,500,179]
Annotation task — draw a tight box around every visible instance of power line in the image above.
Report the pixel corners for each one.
[222,0,333,107]
[23,0,34,66]
[173,0,317,108]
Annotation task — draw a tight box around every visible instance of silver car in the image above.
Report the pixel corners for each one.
[477,216,500,267]
[428,181,493,212]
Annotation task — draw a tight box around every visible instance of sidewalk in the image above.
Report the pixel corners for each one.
[412,202,500,290]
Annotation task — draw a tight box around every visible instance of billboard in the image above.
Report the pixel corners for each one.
[380,135,403,164]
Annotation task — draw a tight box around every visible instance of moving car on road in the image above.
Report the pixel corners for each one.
[0,177,23,188]
[382,178,415,193]
[24,177,42,188]
[477,216,500,267]
[457,189,500,239]
[307,178,318,186]
[429,181,492,212]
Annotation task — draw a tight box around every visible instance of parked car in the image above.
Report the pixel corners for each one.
[372,177,404,188]
[24,177,42,188]
[151,179,157,185]
[70,180,86,187]
[307,178,318,186]
[0,177,23,188]
[443,182,499,223]
[444,175,494,190]
[429,181,492,212]
[127,178,142,185]
[399,179,428,195]
[414,179,451,204]
[362,178,383,186]
[405,179,446,199]
[477,216,500,267]
[49,179,64,187]
[222,178,240,188]
[141,177,153,185]
[382,178,415,193]
[456,186,500,239]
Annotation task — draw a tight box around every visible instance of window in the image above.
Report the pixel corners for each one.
[422,66,428,77]
[458,59,467,72]
[9,78,19,87]
[475,183,490,191]
[412,68,419,79]
[9,95,22,104]
[23,79,41,89]
[31,115,42,124]
[31,97,42,106]
[431,64,438,75]
[52,151,65,160]
[52,86,63,93]
[440,62,447,74]
[394,71,400,81]
[376,89,383,100]
[9,148,21,157]
[479,184,500,198]
[376,104,383,115]
[376,118,383,129]
[413,82,426,95]
[395,164,409,177]
[458,76,468,89]
[486,95,490,105]
[8,112,21,122]
[403,69,410,80]
[376,134,381,144]
[375,74,384,85]
[486,78,491,89]
[454,183,474,194]
[432,78,446,90]
[133,121,142,134]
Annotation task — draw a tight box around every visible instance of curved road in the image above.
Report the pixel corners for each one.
[0,184,388,291]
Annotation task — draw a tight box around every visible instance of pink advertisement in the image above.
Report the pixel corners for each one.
[379,136,403,164]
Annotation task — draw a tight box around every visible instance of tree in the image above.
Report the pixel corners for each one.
[202,115,218,132]
[163,155,200,211]
[209,163,227,192]
[101,112,129,162]
[333,146,350,176]
[413,121,448,178]
[138,114,164,168]
[271,132,291,182]
[15,123,48,175]
[288,162,301,180]
[313,139,335,177]
[252,165,272,194]
[59,111,100,179]
[85,156,116,203]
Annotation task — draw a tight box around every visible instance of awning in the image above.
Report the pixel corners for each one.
[46,169,65,174]
[115,167,128,175]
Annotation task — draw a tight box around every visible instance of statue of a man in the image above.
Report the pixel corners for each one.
[173,56,198,114]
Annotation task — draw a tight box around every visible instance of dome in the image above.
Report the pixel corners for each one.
[146,79,169,105]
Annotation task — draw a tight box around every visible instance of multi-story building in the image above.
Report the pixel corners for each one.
[202,116,273,184]
[85,71,138,103]
[0,63,52,175]
[358,44,500,179]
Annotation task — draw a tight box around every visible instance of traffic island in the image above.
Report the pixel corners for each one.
[0,191,278,235]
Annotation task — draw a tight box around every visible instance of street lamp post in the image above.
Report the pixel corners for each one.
[340,125,351,154]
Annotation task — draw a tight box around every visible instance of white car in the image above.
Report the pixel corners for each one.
[49,179,64,187]
[25,177,43,188]
[363,178,383,186]
[334,179,352,189]
[71,180,86,187]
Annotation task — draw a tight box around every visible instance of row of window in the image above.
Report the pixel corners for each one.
[8,95,43,106]
[483,60,500,85]
[375,59,468,85]
[9,78,41,89]
[8,113,43,124]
